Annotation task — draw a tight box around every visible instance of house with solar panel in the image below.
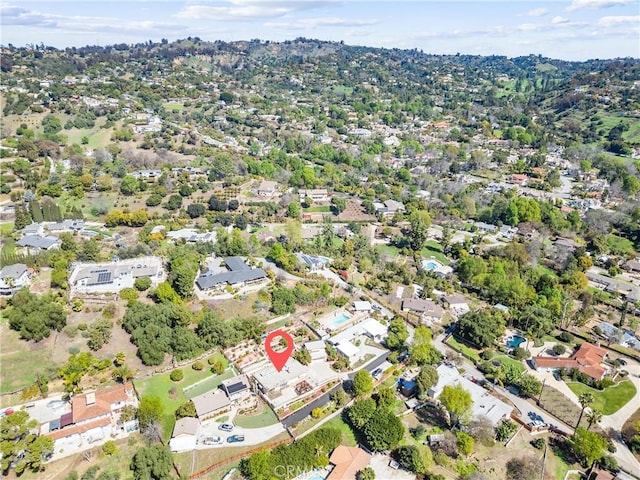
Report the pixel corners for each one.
[195,256,268,292]
[69,256,165,295]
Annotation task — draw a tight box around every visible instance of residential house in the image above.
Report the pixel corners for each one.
[16,235,61,254]
[532,342,609,381]
[597,322,640,353]
[191,389,232,420]
[46,219,85,233]
[296,253,329,272]
[221,375,251,401]
[69,257,165,294]
[586,270,640,303]
[474,222,497,234]
[328,318,388,346]
[304,340,327,361]
[299,188,331,203]
[169,417,200,452]
[0,263,31,295]
[402,298,445,324]
[336,341,362,364]
[429,365,512,426]
[623,258,640,274]
[352,301,372,312]
[166,228,217,244]
[130,169,162,180]
[373,199,405,218]
[327,445,372,480]
[21,223,45,236]
[47,382,137,448]
[443,294,471,317]
[256,180,279,197]
[196,256,267,292]
[510,174,529,186]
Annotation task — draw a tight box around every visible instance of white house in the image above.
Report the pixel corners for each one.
[69,257,165,294]
[169,417,200,452]
[0,263,31,295]
[336,340,362,364]
[443,294,471,317]
[352,301,372,312]
[304,340,327,361]
[256,180,278,197]
[299,189,330,203]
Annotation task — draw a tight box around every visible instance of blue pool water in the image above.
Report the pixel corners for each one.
[507,335,525,348]
[307,474,326,480]
[425,261,439,271]
[328,313,351,329]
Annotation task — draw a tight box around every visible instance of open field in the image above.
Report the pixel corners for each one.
[567,380,636,415]
[539,385,584,428]
[446,335,481,362]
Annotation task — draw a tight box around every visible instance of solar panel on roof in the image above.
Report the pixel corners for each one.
[226,382,247,394]
[96,272,112,284]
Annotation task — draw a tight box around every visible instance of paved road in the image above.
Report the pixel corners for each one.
[282,351,390,428]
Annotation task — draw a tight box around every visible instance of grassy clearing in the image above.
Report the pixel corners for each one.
[164,102,186,112]
[303,206,331,213]
[0,222,14,235]
[185,369,234,399]
[495,355,525,375]
[567,380,636,415]
[323,415,357,446]
[234,405,278,428]
[421,243,450,265]
[607,234,636,256]
[445,336,481,362]
[134,365,219,439]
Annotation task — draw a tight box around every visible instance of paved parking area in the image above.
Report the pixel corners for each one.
[195,418,285,450]
[369,453,415,480]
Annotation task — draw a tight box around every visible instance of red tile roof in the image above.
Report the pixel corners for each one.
[328,446,372,480]
[49,417,111,440]
[71,382,134,423]
[533,342,607,380]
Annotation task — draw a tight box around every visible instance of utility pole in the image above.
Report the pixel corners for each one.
[537,378,546,406]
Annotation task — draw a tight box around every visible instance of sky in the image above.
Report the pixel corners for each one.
[1,1,638,61]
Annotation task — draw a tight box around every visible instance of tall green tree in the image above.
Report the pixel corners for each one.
[0,410,54,475]
[130,444,174,480]
[439,384,473,426]
[407,210,431,252]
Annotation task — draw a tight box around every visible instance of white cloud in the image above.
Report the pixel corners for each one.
[597,15,640,26]
[176,1,340,21]
[566,0,635,11]
[526,8,549,17]
[551,16,570,24]
[265,16,377,29]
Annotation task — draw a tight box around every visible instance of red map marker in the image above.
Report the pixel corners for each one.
[264,330,294,372]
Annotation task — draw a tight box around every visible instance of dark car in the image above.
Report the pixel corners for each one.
[397,352,410,363]
[218,423,234,432]
[618,359,628,366]
[227,434,245,443]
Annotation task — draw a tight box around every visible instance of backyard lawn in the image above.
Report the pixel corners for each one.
[134,361,228,439]
[323,416,357,447]
[567,380,637,415]
[446,336,481,362]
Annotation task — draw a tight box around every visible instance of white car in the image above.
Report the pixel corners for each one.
[202,436,223,445]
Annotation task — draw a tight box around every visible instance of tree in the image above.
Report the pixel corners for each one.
[130,444,174,480]
[576,392,594,430]
[153,282,181,304]
[0,409,54,475]
[286,201,301,219]
[440,384,472,425]
[331,388,348,408]
[186,203,205,218]
[571,427,607,468]
[410,325,441,366]
[495,419,518,442]
[506,456,540,480]
[407,210,431,251]
[134,277,152,291]
[352,369,374,396]
[456,431,475,455]
[416,365,439,400]
[175,401,196,419]
[457,309,506,348]
[293,348,312,366]
[586,409,603,431]
[516,374,542,398]
[392,445,431,474]
[362,408,404,451]
[357,466,376,480]
[87,318,113,351]
[331,197,347,214]
[386,318,408,350]
[138,395,163,430]
[164,194,182,211]
[112,365,134,383]
[346,398,377,429]
[6,289,67,341]
[120,175,139,195]
[102,440,117,456]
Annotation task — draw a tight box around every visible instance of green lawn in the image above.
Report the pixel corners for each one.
[567,380,637,415]
[495,355,525,376]
[163,102,186,112]
[0,223,14,235]
[303,206,331,213]
[234,406,278,428]
[376,245,400,259]
[134,365,218,439]
[184,369,234,399]
[323,416,357,446]
[446,336,480,362]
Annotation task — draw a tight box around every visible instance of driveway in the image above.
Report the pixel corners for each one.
[196,418,285,449]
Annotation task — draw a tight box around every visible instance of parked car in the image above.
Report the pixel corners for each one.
[202,436,223,445]
[218,423,234,432]
[227,434,245,443]
[618,359,628,366]
[371,368,383,379]
[397,352,409,363]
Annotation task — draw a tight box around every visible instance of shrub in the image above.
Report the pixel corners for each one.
[552,343,566,356]
[211,361,225,375]
[530,438,545,450]
[170,369,184,382]
[134,277,152,291]
[102,440,117,456]
[512,347,530,360]
[192,361,204,371]
[119,287,139,303]
[311,408,324,419]
[558,332,574,343]
[207,356,217,365]
[481,349,495,360]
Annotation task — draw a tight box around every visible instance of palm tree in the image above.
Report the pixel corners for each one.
[576,392,594,430]
[586,409,603,431]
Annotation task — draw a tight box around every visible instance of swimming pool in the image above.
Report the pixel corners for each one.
[328,313,351,329]
[306,474,326,480]
[424,261,439,271]
[507,335,525,348]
